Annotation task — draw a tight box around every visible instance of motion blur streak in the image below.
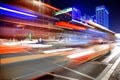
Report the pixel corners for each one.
[0,7,37,17]
[67,49,95,59]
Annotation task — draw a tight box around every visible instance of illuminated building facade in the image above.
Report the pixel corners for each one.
[96,5,109,29]
[0,0,115,44]
[81,14,90,21]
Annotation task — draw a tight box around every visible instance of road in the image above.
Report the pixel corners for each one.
[35,43,120,80]
[0,43,119,80]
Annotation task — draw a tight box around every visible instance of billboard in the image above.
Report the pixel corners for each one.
[55,7,72,16]
[55,7,81,22]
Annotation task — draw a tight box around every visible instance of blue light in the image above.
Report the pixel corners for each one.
[73,8,78,12]
[0,7,37,18]
[72,7,81,21]
[0,3,38,19]
[88,29,105,34]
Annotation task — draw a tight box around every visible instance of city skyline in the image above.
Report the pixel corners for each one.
[50,0,120,33]
[96,5,109,29]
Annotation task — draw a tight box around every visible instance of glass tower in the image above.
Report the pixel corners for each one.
[96,5,109,29]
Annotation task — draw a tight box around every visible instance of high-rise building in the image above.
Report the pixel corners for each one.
[96,5,109,28]
[81,14,90,21]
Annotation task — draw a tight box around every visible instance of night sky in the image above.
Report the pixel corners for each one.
[50,0,120,33]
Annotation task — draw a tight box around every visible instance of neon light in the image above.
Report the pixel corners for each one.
[0,7,37,17]
[55,8,72,15]
[67,50,95,59]
[55,21,87,30]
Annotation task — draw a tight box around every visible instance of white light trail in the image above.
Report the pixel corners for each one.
[0,7,37,17]
[67,49,95,59]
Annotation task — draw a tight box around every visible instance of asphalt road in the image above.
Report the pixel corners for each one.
[1,44,119,80]
[36,44,120,80]
[0,55,71,80]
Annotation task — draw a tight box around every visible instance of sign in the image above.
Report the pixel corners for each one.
[55,8,72,16]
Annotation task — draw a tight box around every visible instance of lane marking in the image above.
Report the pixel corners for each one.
[45,58,95,80]
[101,55,120,80]
[95,64,112,80]
[61,66,95,80]
[12,66,79,80]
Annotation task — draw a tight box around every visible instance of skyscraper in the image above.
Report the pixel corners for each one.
[96,5,109,28]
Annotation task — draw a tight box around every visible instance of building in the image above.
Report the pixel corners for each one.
[0,0,115,44]
[81,14,90,21]
[96,5,109,29]
[55,7,81,22]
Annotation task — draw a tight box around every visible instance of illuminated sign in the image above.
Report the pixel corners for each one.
[55,8,72,15]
